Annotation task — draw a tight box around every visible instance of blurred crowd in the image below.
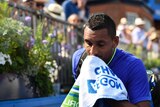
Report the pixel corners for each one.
[117,17,160,60]
[9,0,89,55]
[10,0,89,23]
[10,0,160,60]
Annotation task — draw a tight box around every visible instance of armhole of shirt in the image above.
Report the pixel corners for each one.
[75,50,87,79]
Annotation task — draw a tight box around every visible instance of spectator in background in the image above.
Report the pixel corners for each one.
[67,14,80,29]
[67,14,82,55]
[132,18,146,46]
[117,17,128,34]
[117,17,132,50]
[131,17,147,59]
[10,0,33,26]
[147,31,160,59]
[62,0,89,23]
[43,2,65,20]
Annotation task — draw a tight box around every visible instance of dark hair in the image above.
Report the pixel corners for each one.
[84,13,116,38]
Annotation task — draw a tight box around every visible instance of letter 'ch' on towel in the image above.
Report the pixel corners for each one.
[61,55,128,107]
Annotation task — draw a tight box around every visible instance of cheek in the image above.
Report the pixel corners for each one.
[101,47,113,58]
[84,42,88,48]
[84,44,90,53]
[101,48,109,55]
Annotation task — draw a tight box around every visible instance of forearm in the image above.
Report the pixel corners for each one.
[106,99,151,107]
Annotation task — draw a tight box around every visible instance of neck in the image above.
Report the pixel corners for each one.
[107,48,116,65]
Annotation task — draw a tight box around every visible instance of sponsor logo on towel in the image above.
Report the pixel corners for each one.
[87,65,123,93]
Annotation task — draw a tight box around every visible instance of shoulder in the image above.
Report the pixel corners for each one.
[114,49,151,104]
[115,49,148,82]
[114,48,140,63]
[72,48,85,62]
[111,48,146,79]
[72,48,85,79]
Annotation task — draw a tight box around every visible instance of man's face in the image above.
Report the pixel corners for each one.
[83,26,118,63]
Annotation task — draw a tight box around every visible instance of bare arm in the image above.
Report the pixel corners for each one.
[106,99,151,107]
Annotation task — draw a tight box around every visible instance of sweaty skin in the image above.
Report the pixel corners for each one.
[83,26,118,63]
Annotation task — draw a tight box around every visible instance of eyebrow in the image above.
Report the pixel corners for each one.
[84,39,107,44]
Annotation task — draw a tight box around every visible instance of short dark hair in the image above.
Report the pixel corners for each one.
[84,13,116,38]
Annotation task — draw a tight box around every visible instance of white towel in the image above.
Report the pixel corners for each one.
[61,55,128,107]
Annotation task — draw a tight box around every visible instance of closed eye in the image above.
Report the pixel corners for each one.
[97,41,105,47]
[85,40,92,47]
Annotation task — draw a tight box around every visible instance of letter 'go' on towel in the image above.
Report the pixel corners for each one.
[61,55,128,107]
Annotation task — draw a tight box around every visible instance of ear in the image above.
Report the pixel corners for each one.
[112,36,119,48]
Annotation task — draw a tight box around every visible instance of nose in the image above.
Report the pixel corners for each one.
[89,45,99,56]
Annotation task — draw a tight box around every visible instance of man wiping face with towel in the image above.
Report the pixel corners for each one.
[62,13,151,107]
